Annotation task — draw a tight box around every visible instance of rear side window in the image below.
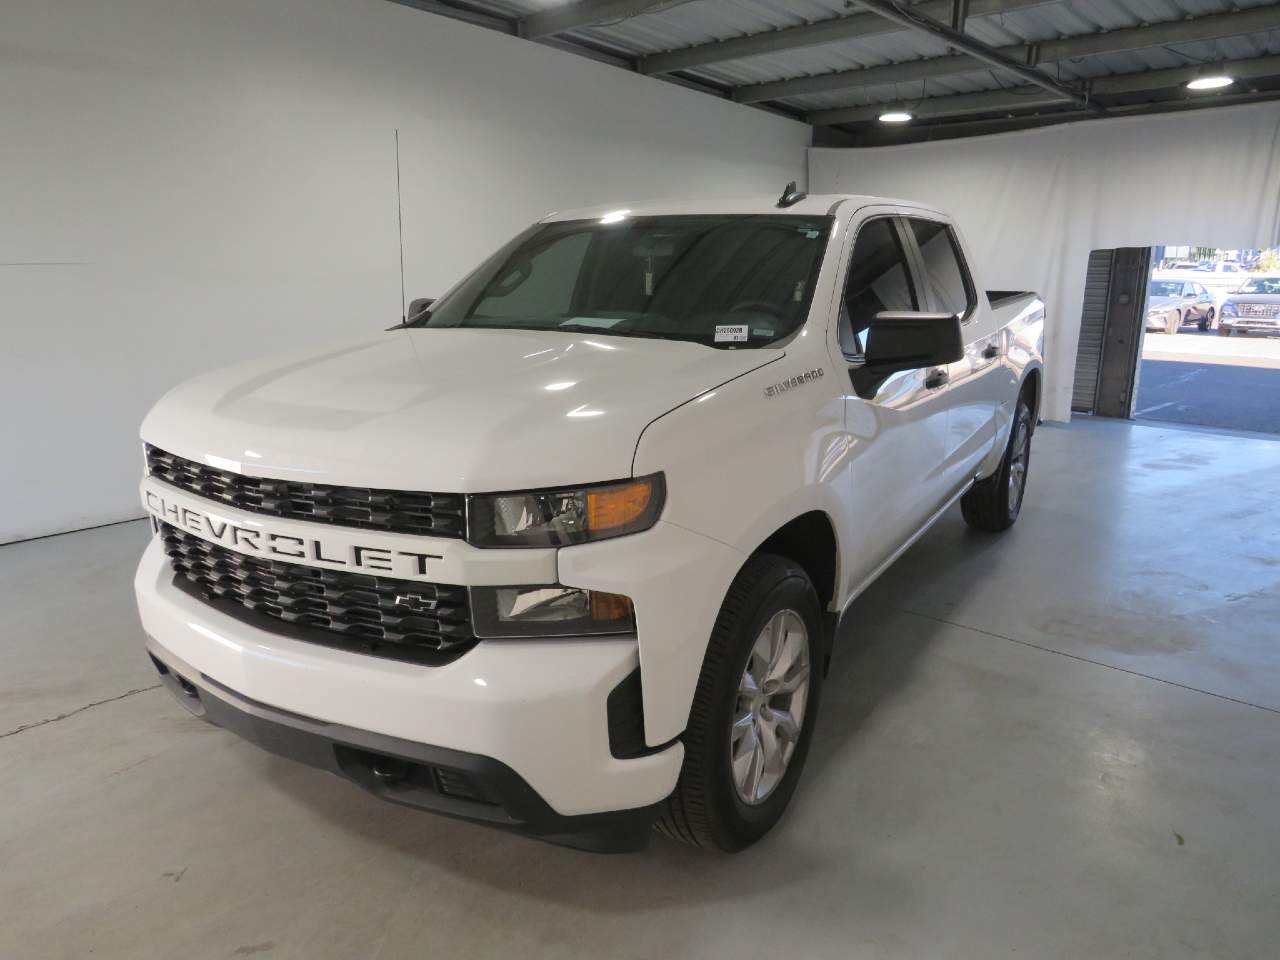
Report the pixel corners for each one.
[907,218,974,319]
[840,217,918,357]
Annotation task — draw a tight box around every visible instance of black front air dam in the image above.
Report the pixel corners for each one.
[149,655,660,853]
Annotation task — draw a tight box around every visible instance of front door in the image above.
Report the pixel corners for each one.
[835,212,953,593]
[903,215,999,497]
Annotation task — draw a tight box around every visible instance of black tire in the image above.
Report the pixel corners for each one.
[1165,311,1181,335]
[1199,308,1213,332]
[655,553,824,851]
[961,394,1033,532]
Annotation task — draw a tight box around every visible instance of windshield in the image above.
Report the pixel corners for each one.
[1150,281,1182,297]
[1236,277,1280,295]
[415,214,833,348]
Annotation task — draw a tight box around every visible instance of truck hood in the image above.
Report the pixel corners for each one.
[141,328,781,492]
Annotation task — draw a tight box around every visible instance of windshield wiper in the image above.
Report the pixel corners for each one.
[554,323,712,345]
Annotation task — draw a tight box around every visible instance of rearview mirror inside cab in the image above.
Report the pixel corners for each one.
[851,311,964,399]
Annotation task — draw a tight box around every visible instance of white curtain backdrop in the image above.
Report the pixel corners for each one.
[810,102,1280,422]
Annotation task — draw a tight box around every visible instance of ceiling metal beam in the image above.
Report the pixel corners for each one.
[809,53,1280,126]
[639,0,1052,76]
[841,88,1280,145]
[386,0,514,34]
[519,0,666,41]
[1089,52,1280,96]
[813,88,1070,125]
[845,0,1092,108]
[735,5,1280,104]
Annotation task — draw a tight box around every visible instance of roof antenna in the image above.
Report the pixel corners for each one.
[395,128,406,324]
[777,180,807,208]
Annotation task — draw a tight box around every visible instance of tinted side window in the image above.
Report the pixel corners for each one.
[840,218,917,357]
[907,218,973,318]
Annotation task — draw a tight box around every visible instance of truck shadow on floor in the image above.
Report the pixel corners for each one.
[257,519,994,913]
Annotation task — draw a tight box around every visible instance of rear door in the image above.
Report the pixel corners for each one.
[833,210,953,590]
[902,215,999,495]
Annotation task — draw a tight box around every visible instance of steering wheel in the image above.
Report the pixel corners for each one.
[728,299,780,315]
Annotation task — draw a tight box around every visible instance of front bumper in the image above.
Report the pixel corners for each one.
[135,539,683,832]
[146,647,661,851]
[1221,317,1280,333]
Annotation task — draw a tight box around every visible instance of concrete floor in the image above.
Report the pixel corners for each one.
[2,417,1278,960]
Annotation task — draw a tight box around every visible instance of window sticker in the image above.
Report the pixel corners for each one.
[715,324,749,343]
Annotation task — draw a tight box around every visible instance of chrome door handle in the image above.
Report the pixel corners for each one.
[924,368,949,389]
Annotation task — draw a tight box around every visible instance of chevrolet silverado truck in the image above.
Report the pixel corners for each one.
[135,188,1044,852]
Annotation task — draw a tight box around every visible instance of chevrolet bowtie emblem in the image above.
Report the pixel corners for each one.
[394,593,437,613]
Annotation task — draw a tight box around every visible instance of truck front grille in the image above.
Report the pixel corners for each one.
[145,445,465,539]
[160,524,475,664]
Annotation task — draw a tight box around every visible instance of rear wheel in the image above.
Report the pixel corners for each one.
[1199,308,1214,332]
[961,395,1033,532]
[656,554,823,851]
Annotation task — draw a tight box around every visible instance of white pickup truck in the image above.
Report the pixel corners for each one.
[135,188,1044,852]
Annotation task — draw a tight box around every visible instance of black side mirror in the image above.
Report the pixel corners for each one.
[851,311,964,398]
[406,297,435,321]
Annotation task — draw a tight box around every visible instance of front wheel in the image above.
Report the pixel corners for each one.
[656,554,823,851]
[961,396,1033,532]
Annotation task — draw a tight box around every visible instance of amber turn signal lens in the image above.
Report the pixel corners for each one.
[587,478,655,532]
[590,590,635,623]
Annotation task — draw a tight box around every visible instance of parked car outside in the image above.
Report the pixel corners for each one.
[1146,277,1215,334]
[1218,275,1280,337]
[1161,260,1251,306]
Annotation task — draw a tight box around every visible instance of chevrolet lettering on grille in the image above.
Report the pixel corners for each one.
[142,486,443,579]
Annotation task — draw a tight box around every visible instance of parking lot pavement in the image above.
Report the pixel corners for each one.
[1136,359,1280,434]
[1142,328,1280,369]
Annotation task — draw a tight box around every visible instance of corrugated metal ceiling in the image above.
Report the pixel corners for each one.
[418,0,1280,129]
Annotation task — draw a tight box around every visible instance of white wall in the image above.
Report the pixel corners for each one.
[0,0,808,543]
[811,102,1280,422]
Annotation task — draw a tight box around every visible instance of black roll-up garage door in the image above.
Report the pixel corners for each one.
[1072,249,1114,414]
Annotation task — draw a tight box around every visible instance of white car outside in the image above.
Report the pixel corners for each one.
[135,190,1045,851]
[1159,261,1251,307]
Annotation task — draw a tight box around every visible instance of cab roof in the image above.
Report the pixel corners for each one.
[541,194,932,222]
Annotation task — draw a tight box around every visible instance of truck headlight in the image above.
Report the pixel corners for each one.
[1221,303,1237,317]
[470,585,635,638]
[466,475,664,548]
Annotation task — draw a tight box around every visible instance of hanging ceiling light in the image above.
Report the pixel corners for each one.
[878,111,914,123]
[1186,74,1234,91]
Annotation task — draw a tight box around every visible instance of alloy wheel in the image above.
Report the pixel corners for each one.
[730,609,811,805]
[1008,413,1030,514]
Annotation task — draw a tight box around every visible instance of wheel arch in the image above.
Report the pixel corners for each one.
[1020,366,1042,424]
[750,510,839,616]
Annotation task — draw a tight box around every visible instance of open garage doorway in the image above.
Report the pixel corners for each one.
[1072,245,1280,436]
[1137,245,1280,435]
